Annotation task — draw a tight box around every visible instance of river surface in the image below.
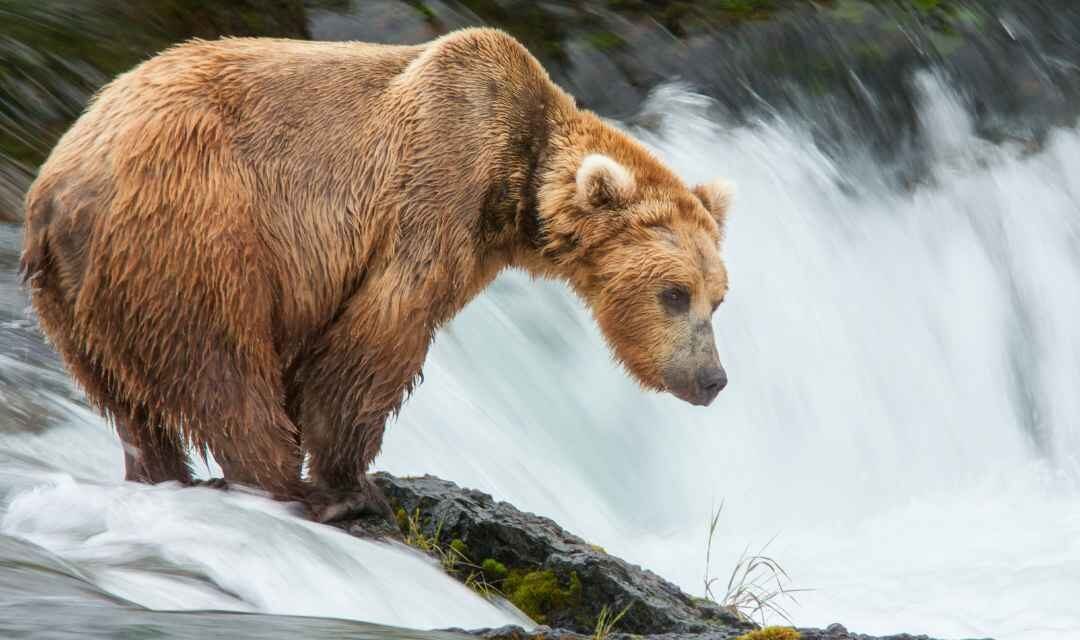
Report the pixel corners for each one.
[1,2,1078,639]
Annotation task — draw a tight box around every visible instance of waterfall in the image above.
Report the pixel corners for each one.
[1,46,1078,640]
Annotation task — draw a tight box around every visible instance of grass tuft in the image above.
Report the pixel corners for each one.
[702,503,810,626]
[395,507,502,599]
[593,603,632,640]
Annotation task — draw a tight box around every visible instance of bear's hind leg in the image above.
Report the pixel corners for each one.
[197,407,305,502]
[23,247,191,485]
[64,346,192,485]
[115,405,193,484]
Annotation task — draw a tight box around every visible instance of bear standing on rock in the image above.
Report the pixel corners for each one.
[21,29,733,522]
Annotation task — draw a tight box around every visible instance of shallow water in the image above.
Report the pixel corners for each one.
[2,2,1079,639]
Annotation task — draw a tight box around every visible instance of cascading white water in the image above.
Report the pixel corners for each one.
[0,415,530,629]
[378,73,1080,638]
[2,73,1078,639]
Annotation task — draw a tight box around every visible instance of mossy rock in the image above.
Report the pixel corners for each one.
[394,507,409,533]
[481,558,508,581]
[736,627,802,640]
[502,569,582,625]
[374,474,753,635]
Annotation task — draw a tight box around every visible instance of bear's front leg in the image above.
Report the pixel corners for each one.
[305,470,394,525]
[287,285,433,530]
[299,406,395,526]
[291,403,397,528]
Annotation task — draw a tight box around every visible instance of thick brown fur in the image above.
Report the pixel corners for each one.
[21,29,732,516]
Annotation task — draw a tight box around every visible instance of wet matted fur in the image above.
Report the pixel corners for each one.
[21,29,733,518]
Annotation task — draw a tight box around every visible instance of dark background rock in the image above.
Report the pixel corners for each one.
[0,0,310,222]
[4,1,1080,221]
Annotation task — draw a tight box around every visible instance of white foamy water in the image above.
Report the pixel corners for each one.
[0,410,527,630]
[2,74,1078,638]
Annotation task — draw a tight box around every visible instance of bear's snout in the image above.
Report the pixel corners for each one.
[694,365,727,406]
[664,359,727,407]
[663,320,726,406]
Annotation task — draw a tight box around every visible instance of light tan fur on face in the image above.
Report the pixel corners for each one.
[538,156,731,395]
[692,178,734,237]
[20,28,734,506]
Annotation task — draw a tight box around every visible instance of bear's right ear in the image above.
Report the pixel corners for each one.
[576,154,636,210]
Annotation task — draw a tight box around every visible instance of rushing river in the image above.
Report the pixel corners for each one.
[1,2,1079,639]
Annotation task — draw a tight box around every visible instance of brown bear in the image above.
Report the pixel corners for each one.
[20,28,732,521]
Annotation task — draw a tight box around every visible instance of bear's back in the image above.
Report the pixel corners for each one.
[22,29,571,353]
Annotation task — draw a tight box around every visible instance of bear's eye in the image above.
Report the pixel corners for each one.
[660,286,690,314]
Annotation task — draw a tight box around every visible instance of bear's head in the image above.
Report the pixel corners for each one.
[537,151,733,407]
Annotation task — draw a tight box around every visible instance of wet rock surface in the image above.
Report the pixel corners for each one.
[465,626,971,640]
[374,474,988,640]
[374,472,752,636]
[796,623,961,640]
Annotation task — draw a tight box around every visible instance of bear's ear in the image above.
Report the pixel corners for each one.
[576,154,636,210]
[692,178,734,232]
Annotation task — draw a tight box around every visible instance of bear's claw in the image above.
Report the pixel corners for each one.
[308,482,394,525]
[188,477,229,490]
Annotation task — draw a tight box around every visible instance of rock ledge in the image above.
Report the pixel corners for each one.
[366,474,985,640]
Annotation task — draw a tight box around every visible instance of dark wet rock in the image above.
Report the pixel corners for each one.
[374,472,753,637]
[455,624,585,640]
[375,474,991,640]
[461,622,988,640]
[795,622,991,640]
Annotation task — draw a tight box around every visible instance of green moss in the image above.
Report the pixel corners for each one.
[713,0,776,14]
[502,569,582,624]
[928,30,963,56]
[456,0,570,63]
[481,558,508,580]
[832,0,873,23]
[450,538,468,556]
[586,30,625,52]
[735,628,801,640]
[405,1,436,21]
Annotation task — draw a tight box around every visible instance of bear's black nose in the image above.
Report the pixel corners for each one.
[696,366,727,405]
